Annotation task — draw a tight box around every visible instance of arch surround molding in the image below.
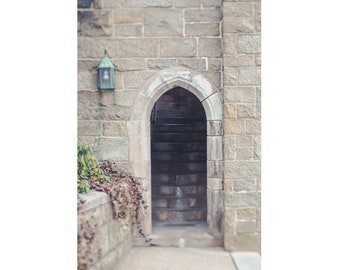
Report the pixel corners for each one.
[129,67,224,241]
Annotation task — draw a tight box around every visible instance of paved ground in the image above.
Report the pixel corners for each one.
[115,247,260,270]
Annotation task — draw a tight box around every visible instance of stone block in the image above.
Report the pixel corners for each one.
[207,178,223,190]
[207,120,223,136]
[202,71,222,90]
[224,55,254,67]
[175,0,200,7]
[92,0,103,9]
[145,9,183,36]
[256,87,261,119]
[124,71,156,89]
[224,103,236,119]
[78,120,101,136]
[237,68,261,85]
[223,3,253,17]
[78,70,93,90]
[78,105,131,121]
[238,35,261,54]
[245,120,261,135]
[255,55,261,66]
[185,9,222,22]
[208,58,222,71]
[233,179,256,192]
[224,161,261,179]
[223,34,237,54]
[108,221,119,249]
[112,90,138,106]
[178,58,207,71]
[93,137,129,161]
[225,87,255,103]
[203,0,222,7]
[224,208,236,234]
[224,68,238,86]
[253,135,261,160]
[256,208,261,233]
[236,136,253,148]
[198,38,222,57]
[207,136,223,160]
[95,224,110,255]
[224,179,233,192]
[101,250,118,270]
[255,2,261,32]
[236,221,256,234]
[78,60,99,72]
[103,0,172,8]
[78,11,113,37]
[207,160,223,178]
[207,189,224,237]
[115,24,142,37]
[102,121,127,136]
[224,135,236,160]
[148,59,177,69]
[101,202,114,224]
[112,59,146,71]
[114,9,143,23]
[224,119,244,135]
[237,104,256,118]
[236,148,253,160]
[160,38,197,57]
[78,38,159,58]
[185,22,220,36]
[224,234,260,252]
[223,17,254,33]
[224,192,261,207]
[237,207,256,221]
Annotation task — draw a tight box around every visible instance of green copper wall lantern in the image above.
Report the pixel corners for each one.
[97,50,115,91]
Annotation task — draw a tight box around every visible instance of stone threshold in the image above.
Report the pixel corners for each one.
[231,252,261,270]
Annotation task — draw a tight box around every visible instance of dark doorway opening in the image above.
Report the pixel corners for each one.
[151,87,207,226]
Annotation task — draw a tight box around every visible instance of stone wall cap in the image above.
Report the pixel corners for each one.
[79,190,111,212]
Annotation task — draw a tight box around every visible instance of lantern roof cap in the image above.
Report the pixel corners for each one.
[98,50,114,69]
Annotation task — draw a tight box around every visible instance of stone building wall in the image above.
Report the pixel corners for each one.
[78,0,261,253]
[78,192,133,270]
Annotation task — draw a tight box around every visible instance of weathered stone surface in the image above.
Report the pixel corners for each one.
[223,34,237,54]
[112,59,146,71]
[255,55,261,66]
[237,207,256,221]
[255,2,261,32]
[237,68,260,85]
[237,104,256,118]
[115,24,142,37]
[102,121,127,136]
[160,38,197,57]
[245,119,261,135]
[207,190,224,237]
[256,87,261,118]
[148,59,177,69]
[207,160,223,178]
[185,9,222,22]
[202,71,222,90]
[208,136,223,160]
[203,0,222,7]
[256,208,261,233]
[94,137,129,161]
[208,58,222,71]
[78,91,100,107]
[238,35,261,54]
[78,120,101,136]
[208,178,223,190]
[224,55,254,67]
[124,71,156,89]
[101,202,114,224]
[224,192,261,207]
[207,120,223,136]
[223,3,253,17]
[113,90,139,106]
[175,0,200,7]
[253,135,261,160]
[101,249,119,270]
[78,11,113,37]
[198,38,222,57]
[96,224,110,255]
[114,9,143,23]
[145,9,183,36]
[225,87,255,103]
[233,179,256,192]
[236,148,253,160]
[224,135,236,160]
[224,68,238,86]
[78,38,159,58]
[223,17,254,33]
[178,58,206,71]
[224,103,236,118]
[224,119,244,135]
[236,221,256,234]
[236,136,253,148]
[78,106,131,120]
[224,161,261,179]
[224,234,260,252]
[78,60,99,71]
[103,0,172,8]
[78,71,93,90]
[185,23,220,36]
[224,208,236,234]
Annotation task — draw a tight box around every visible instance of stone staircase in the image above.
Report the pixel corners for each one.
[151,88,207,225]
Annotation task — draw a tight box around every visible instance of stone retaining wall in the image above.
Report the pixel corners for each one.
[78,191,132,270]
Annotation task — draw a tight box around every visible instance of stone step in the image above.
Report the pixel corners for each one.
[151,152,206,162]
[152,208,207,222]
[152,197,206,208]
[152,132,206,142]
[152,142,206,152]
[152,185,207,196]
[152,173,206,186]
[148,223,222,247]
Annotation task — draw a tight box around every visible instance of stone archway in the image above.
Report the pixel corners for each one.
[129,67,223,240]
